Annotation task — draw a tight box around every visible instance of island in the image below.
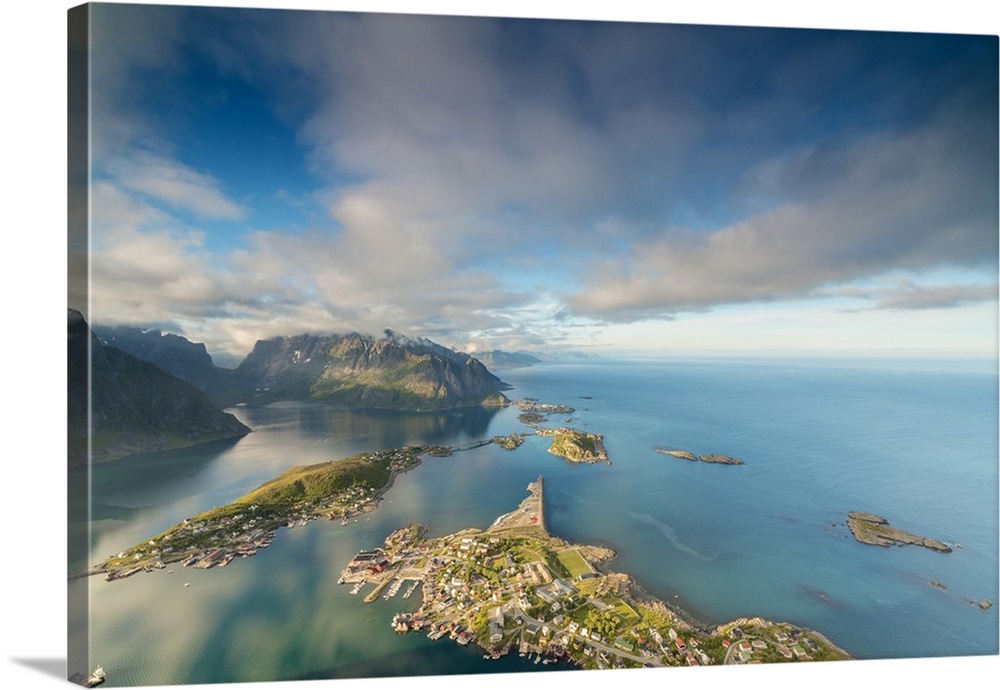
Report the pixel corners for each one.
[509,400,608,463]
[340,478,851,669]
[655,449,744,465]
[539,428,609,464]
[515,401,575,415]
[91,445,451,580]
[491,433,527,450]
[518,412,547,426]
[516,401,573,430]
[846,512,952,553]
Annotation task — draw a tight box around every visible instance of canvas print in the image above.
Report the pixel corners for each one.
[67,2,998,688]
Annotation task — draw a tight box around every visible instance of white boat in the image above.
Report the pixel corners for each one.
[86,666,106,687]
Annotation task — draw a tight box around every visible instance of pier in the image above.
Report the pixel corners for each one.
[487,476,547,536]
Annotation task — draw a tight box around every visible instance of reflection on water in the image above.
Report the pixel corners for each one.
[90,436,241,496]
[85,404,505,563]
[236,403,501,447]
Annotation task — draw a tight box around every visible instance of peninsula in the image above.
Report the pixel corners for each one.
[846,512,952,552]
[655,449,744,465]
[91,445,451,580]
[341,479,851,669]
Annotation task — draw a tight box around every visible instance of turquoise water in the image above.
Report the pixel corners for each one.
[80,358,998,685]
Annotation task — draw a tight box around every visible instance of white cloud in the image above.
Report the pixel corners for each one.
[568,112,998,320]
[824,279,999,311]
[83,6,998,358]
[107,152,246,220]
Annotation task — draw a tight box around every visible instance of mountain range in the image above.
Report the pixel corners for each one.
[73,319,519,463]
[91,325,512,411]
[69,310,251,465]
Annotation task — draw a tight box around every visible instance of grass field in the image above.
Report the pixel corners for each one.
[556,549,593,578]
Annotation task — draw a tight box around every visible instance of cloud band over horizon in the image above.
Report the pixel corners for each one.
[79,5,998,359]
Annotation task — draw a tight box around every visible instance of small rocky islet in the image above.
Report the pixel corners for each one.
[845,512,952,553]
[655,448,744,465]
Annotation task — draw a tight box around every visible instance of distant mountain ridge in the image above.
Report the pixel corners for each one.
[473,350,543,368]
[94,325,511,411]
[69,310,251,465]
[93,324,244,404]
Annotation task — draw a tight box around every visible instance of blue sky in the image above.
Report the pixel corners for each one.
[74,1,998,361]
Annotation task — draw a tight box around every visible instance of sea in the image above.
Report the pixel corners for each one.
[71,357,999,687]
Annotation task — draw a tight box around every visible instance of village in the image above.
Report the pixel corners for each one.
[339,478,846,669]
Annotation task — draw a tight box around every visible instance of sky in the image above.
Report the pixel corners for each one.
[72,1,999,362]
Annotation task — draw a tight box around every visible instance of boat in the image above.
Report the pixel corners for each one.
[384,579,403,600]
[350,580,366,595]
[183,582,191,587]
[86,666,106,687]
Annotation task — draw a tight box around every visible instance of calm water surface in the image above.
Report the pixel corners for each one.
[80,358,998,685]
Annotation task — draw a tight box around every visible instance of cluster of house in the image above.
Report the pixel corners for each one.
[103,506,283,580]
[721,627,816,663]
